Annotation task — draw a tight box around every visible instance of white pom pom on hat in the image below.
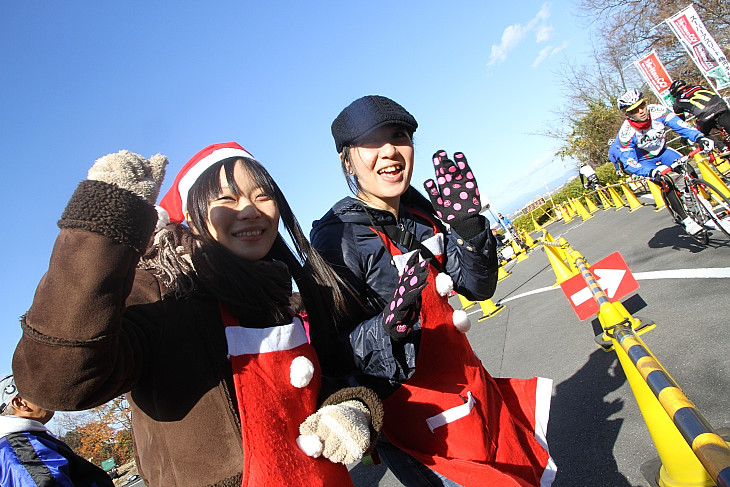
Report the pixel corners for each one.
[290,356,314,388]
[158,142,254,224]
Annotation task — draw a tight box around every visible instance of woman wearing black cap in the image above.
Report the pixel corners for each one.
[310,95,556,486]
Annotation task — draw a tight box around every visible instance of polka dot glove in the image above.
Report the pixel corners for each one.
[384,253,430,341]
[424,150,481,224]
[297,400,372,465]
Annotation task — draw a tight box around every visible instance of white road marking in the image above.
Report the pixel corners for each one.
[480,267,730,307]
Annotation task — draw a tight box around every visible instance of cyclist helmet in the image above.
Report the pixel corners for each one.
[617,89,645,112]
[668,79,686,98]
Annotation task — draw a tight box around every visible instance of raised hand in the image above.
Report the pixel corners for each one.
[383,252,430,341]
[424,150,481,223]
[88,150,168,204]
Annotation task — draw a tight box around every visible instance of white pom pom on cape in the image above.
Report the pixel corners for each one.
[290,356,314,388]
[435,272,454,296]
[453,309,471,333]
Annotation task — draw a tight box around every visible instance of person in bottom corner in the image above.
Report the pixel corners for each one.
[12,143,383,487]
[615,88,715,235]
[310,95,556,487]
[0,374,114,487]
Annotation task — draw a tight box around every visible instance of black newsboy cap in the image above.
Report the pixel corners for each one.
[331,95,418,152]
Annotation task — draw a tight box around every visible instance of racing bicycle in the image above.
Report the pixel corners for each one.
[663,147,730,244]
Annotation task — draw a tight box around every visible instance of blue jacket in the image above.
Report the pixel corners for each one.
[616,104,704,177]
[0,417,113,487]
[310,189,498,397]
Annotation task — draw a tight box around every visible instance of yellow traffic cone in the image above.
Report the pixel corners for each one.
[521,232,536,249]
[543,244,575,285]
[621,183,644,212]
[532,217,542,232]
[711,152,730,175]
[457,293,476,310]
[510,239,528,262]
[608,186,626,209]
[584,195,599,213]
[559,205,573,223]
[568,199,578,214]
[597,188,612,210]
[497,265,511,281]
[477,298,505,321]
[573,198,593,221]
[646,180,667,212]
[566,203,576,218]
[697,160,730,198]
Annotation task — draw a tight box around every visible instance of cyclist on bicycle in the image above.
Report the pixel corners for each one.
[578,162,601,189]
[669,80,730,151]
[615,88,715,235]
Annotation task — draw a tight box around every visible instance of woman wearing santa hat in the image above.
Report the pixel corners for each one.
[311,96,557,486]
[13,143,383,486]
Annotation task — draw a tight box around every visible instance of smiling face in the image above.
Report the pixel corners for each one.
[205,162,280,261]
[347,123,414,215]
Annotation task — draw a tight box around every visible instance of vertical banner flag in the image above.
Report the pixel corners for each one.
[634,51,674,107]
[666,5,730,90]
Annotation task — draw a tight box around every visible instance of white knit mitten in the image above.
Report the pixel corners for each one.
[297,400,371,464]
[88,150,168,204]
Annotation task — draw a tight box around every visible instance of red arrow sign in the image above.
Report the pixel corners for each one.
[560,252,639,320]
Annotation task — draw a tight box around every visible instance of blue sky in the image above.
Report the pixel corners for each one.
[0,1,591,377]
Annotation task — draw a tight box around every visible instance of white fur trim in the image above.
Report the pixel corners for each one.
[296,434,323,458]
[452,309,471,333]
[290,356,314,388]
[392,233,444,275]
[155,205,170,232]
[225,317,307,357]
[435,272,454,296]
[178,147,253,214]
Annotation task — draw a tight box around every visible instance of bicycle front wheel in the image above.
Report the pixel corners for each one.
[677,180,709,244]
[691,178,730,239]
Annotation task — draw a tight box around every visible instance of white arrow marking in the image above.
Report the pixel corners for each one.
[570,268,626,306]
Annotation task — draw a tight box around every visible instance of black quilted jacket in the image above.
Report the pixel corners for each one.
[311,190,498,398]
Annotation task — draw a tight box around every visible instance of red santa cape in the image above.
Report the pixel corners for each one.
[220,304,354,487]
[376,228,557,486]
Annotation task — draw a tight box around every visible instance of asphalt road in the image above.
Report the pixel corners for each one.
[349,198,730,487]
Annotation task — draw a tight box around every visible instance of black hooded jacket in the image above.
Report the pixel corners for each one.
[310,189,498,398]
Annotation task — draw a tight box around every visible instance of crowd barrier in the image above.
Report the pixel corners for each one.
[540,235,730,486]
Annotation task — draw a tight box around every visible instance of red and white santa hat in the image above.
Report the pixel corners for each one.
[158,142,254,223]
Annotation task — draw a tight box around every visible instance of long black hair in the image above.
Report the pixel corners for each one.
[185,157,348,331]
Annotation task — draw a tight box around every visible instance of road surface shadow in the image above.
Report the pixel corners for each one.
[548,349,636,486]
[647,226,708,253]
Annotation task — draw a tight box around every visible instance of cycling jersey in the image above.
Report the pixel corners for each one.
[672,85,728,122]
[617,104,704,177]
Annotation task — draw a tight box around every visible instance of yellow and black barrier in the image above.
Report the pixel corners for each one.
[553,239,730,487]
[612,326,730,487]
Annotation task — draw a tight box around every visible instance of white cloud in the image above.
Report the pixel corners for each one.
[487,2,556,66]
[536,25,554,42]
[532,41,569,68]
